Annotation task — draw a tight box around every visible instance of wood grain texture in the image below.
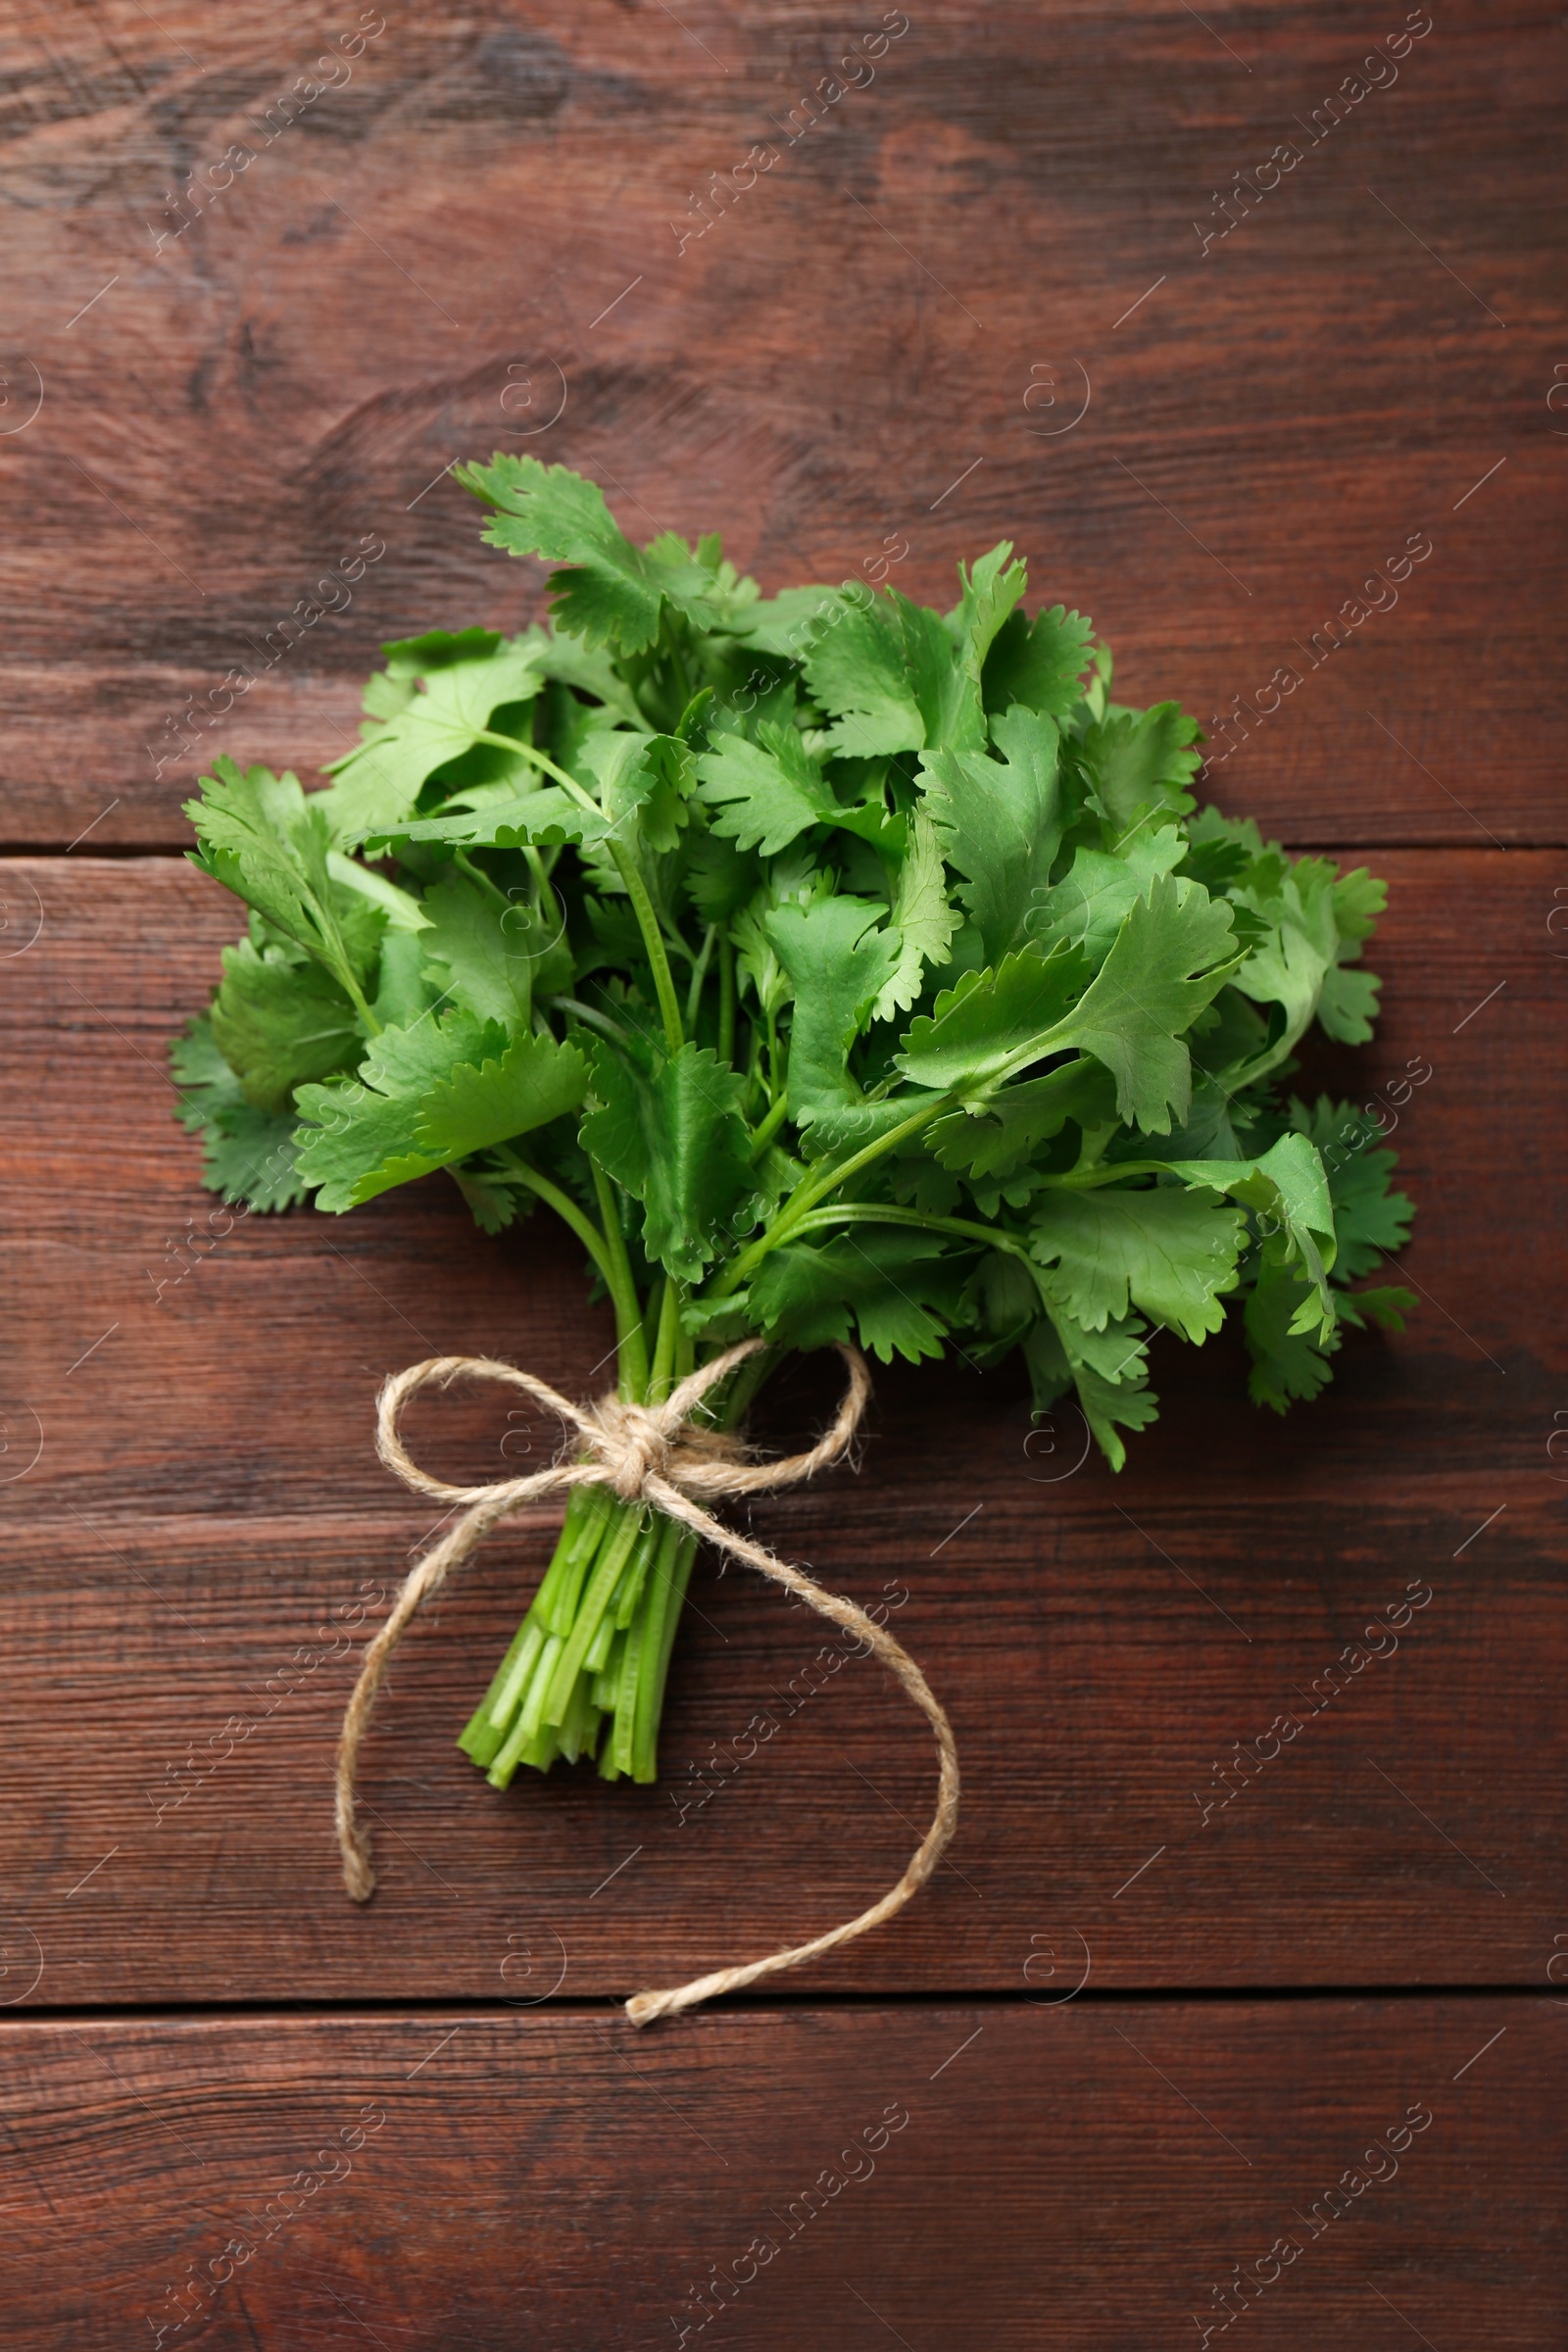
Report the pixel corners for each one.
[0,1,1562,849]
[1,848,1562,2000]
[0,1999,1557,2348]
[2,11,1564,2340]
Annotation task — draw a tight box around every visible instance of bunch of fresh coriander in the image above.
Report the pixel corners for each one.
[174,457,1414,1792]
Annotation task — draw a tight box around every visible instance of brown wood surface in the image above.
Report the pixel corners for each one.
[0,847,1561,2001]
[0,1999,1558,2349]
[3,2,1565,2343]
[0,0,1562,851]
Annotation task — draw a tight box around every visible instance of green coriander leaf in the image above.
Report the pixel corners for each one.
[172,1011,249,1135]
[522,625,644,722]
[198,1107,306,1211]
[414,1029,589,1159]
[364,788,620,856]
[382,627,504,675]
[293,1091,438,1211]
[946,542,1028,689]
[209,938,363,1114]
[450,1165,526,1235]
[321,639,546,835]
[1181,807,1254,895]
[896,941,1089,1097]
[1332,865,1386,945]
[172,1015,308,1210]
[884,586,988,752]
[921,705,1065,964]
[1030,1186,1247,1341]
[970,1249,1039,1348]
[292,1011,506,1210]
[874,808,958,1021]
[929,1057,1117,1178]
[1054,1306,1152,1391]
[1052,872,1239,1132]
[458,456,665,652]
[1071,1356,1161,1467]
[1289,1096,1413,1280]
[417,872,533,1028]
[732,585,848,660]
[803,587,984,760]
[1335,1284,1416,1334]
[1080,702,1201,834]
[765,896,902,1124]
[982,603,1096,719]
[459,466,756,649]
[642,529,760,636]
[1244,1255,1341,1412]
[729,902,792,1022]
[1021,1313,1158,1471]
[186,758,376,1004]
[696,725,828,856]
[579,1040,754,1282]
[1316,962,1382,1043]
[1163,1131,1337,1333]
[800,592,926,757]
[750,1229,958,1363]
[186,760,318,942]
[373,930,438,1030]
[579,728,695,855]
[1226,854,1385,1081]
[363,669,418,721]
[1029,823,1188,969]
[685,833,760,922]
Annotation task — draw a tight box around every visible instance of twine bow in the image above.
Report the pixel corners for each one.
[335,1338,960,2026]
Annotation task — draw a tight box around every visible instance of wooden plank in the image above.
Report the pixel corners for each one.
[0,2,1561,849]
[0,847,1562,1999]
[0,1999,1556,2348]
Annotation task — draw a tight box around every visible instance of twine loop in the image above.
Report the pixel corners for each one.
[335,1337,959,2026]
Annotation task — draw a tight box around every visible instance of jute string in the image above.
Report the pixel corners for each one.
[334,1339,960,2026]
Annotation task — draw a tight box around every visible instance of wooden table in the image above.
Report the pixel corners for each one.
[1,2,1563,2342]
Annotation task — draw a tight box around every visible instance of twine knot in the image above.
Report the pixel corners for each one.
[332,1336,959,2026]
[585,1393,732,1502]
[595,1397,673,1499]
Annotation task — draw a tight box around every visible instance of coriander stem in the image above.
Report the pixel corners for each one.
[718,937,736,1065]
[608,843,685,1057]
[454,850,510,912]
[590,1157,651,1399]
[685,923,717,1031]
[664,617,697,710]
[786,1093,956,1217]
[477,726,686,1055]
[335,960,383,1037]
[748,1093,790,1160]
[555,997,634,1048]
[1034,1159,1197,1191]
[641,1277,666,1377]
[493,1149,616,1293]
[792,1201,1032,1258]
[630,1519,695,1783]
[473,729,587,800]
[648,1273,683,1401]
[710,1092,956,1297]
